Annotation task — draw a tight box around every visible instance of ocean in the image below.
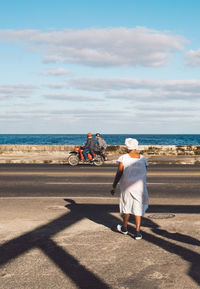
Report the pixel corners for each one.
[0,134,200,145]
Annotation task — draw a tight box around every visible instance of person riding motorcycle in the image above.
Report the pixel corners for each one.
[83,133,96,161]
[95,133,107,160]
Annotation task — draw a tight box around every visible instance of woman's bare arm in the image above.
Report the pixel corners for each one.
[111,162,124,195]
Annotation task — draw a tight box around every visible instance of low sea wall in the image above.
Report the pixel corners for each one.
[0,145,200,164]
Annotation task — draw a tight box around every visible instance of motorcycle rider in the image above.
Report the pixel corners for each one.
[83,133,96,161]
[95,133,107,160]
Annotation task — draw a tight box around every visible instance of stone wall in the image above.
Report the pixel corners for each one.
[0,145,200,164]
[106,145,200,164]
[106,144,200,156]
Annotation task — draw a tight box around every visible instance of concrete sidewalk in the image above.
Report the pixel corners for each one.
[0,196,199,289]
[1,144,200,164]
[0,153,199,165]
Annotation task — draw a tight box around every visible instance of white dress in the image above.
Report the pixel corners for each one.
[117,154,148,216]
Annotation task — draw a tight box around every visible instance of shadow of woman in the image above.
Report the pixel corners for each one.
[64,198,200,286]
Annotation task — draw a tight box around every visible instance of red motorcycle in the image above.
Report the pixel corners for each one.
[67,147,104,166]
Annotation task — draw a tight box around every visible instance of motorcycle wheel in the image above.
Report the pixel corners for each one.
[68,154,79,166]
[93,155,104,166]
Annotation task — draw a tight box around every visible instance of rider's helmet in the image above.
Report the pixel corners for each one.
[87,132,92,137]
[95,133,100,137]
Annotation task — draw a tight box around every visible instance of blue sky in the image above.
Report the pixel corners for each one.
[1,0,200,133]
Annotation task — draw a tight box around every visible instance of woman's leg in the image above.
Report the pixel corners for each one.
[135,215,141,232]
[123,213,130,228]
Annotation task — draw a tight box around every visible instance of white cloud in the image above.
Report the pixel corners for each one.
[43,93,104,102]
[43,55,63,63]
[69,77,200,101]
[135,111,197,120]
[136,104,200,112]
[2,106,200,132]
[106,89,200,101]
[106,91,153,100]
[0,27,186,67]
[1,103,200,134]
[43,68,69,76]
[184,49,200,66]
[70,77,200,91]
[0,84,36,99]
[0,108,126,121]
[44,83,66,89]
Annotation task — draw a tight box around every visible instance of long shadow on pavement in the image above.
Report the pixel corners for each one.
[0,203,109,289]
[64,200,200,286]
[0,200,199,288]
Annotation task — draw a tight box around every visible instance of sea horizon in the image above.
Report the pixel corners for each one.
[0,134,200,145]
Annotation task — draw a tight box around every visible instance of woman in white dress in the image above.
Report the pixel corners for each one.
[111,138,148,240]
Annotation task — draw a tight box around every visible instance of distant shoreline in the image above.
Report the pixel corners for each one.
[0,134,200,145]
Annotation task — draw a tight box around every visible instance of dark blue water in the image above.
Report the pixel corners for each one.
[0,134,200,145]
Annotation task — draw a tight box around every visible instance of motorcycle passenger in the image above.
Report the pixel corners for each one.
[95,133,107,160]
[83,133,96,161]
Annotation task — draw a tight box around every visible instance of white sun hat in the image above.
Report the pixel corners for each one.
[125,138,139,150]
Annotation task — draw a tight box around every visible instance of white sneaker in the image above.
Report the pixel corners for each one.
[134,231,142,240]
[117,224,128,235]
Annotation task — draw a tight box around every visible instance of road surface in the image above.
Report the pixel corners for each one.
[0,163,199,198]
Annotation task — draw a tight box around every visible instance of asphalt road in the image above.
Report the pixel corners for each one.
[0,163,200,198]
